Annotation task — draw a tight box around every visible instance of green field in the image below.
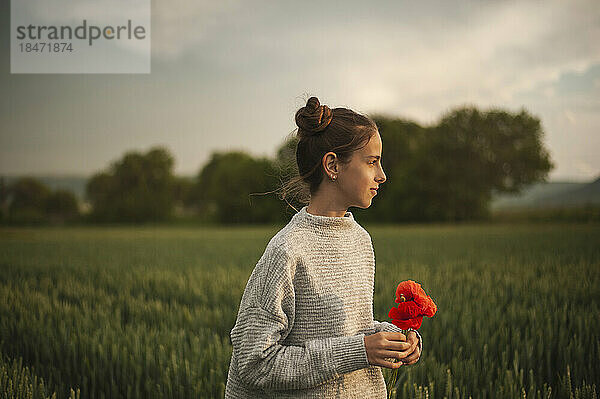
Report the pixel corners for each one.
[1,223,599,398]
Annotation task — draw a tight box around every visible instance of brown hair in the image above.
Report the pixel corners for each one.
[277,96,378,210]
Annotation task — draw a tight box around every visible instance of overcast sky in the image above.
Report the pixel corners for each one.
[1,0,599,181]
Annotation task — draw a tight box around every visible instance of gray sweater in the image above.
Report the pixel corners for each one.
[225,206,422,398]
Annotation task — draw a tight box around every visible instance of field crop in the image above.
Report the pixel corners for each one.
[1,223,598,398]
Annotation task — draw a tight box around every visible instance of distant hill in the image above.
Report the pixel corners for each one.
[491,177,600,210]
[541,177,600,207]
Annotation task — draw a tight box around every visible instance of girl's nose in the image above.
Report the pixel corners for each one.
[376,169,386,184]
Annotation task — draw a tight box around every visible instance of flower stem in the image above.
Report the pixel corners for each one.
[387,365,399,399]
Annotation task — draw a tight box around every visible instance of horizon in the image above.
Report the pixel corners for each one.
[1,172,597,185]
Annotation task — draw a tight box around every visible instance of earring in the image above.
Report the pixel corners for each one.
[331,175,337,181]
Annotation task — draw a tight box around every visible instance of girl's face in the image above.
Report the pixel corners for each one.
[337,131,387,209]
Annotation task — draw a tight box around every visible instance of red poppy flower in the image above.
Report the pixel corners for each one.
[388,280,437,330]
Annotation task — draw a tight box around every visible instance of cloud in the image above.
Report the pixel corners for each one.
[145,0,600,122]
[564,110,577,125]
[334,0,600,122]
[151,0,242,61]
[4,0,599,180]
[574,160,598,178]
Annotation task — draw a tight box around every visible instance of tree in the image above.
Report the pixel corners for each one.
[0,177,8,222]
[7,177,51,224]
[366,106,553,222]
[86,146,176,223]
[271,135,310,213]
[355,117,428,222]
[86,172,117,221]
[192,151,286,224]
[172,176,194,207]
[45,189,80,223]
[2,177,80,224]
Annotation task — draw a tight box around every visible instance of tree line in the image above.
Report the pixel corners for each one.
[0,105,553,225]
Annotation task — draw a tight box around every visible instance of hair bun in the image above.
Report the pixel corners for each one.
[295,96,333,136]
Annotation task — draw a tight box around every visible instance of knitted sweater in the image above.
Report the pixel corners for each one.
[225,206,422,398]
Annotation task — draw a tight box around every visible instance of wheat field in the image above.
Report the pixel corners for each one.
[1,222,598,398]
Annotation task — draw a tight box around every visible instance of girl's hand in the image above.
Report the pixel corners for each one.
[401,330,421,365]
[364,332,415,369]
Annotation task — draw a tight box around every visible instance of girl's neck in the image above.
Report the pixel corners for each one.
[306,202,348,218]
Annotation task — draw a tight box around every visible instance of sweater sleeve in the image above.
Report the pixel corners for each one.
[229,243,370,391]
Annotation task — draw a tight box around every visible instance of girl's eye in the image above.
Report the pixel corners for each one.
[370,160,378,165]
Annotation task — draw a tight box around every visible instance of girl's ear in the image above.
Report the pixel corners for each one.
[322,152,339,175]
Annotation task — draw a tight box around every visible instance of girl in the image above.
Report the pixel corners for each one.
[225,97,422,398]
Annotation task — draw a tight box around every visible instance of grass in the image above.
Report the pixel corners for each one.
[0,222,598,398]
